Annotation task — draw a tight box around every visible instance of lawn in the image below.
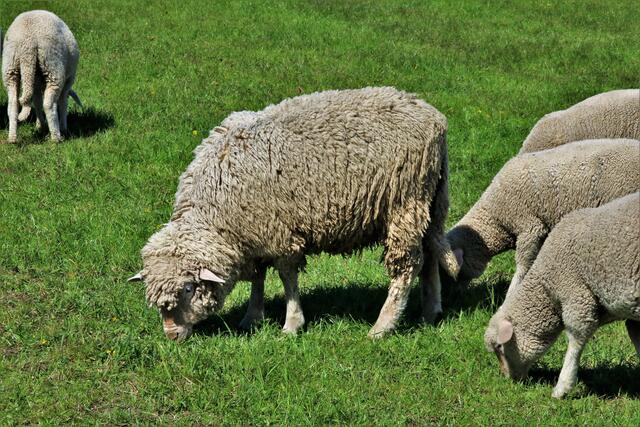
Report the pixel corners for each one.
[1,0,638,424]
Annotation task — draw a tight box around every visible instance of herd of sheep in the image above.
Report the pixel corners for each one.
[2,10,639,399]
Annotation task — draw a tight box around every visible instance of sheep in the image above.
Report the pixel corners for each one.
[2,10,81,143]
[130,87,460,340]
[484,192,640,398]
[520,89,640,153]
[446,138,640,291]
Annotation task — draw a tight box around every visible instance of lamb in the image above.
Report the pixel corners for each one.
[484,192,640,398]
[2,10,81,143]
[130,87,460,340]
[520,89,640,153]
[446,138,640,290]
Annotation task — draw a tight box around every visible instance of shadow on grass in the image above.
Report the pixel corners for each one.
[529,364,640,399]
[0,102,114,143]
[193,273,512,337]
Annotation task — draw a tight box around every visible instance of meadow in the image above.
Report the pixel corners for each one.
[1,0,639,424]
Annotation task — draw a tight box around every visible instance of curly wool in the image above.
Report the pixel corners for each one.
[520,89,640,153]
[141,87,457,311]
[447,138,640,282]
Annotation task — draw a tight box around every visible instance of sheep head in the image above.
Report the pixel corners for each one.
[445,224,493,283]
[133,225,235,341]
[484,309,559,381]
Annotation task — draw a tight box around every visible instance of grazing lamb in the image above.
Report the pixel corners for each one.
[485,192,640,398]
[520,89,640,153]
[447,138,640,290]
[130,87,460,340]
[2,10,81,142]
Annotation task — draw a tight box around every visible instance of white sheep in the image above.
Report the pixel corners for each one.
[447,138,640,290]
[2,10,81,142]
[130,87,460,340]
[520,89,640,153]
[484,192,640,398]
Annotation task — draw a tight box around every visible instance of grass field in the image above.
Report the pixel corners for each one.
[1,0,639,424]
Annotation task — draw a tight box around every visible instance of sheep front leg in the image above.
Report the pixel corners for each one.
[6,82,19,143]
[276,262,305,334]
[420,255,442,324]
[43,84,63,141]
[239,267,267,330]
[552,328,593,398]
[626,320,640,356]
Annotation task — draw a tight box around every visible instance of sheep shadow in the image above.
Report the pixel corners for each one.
[528,364,640,398]
[0,102,114,143]
[194,274,511,337]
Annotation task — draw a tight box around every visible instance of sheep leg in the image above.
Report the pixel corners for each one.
[506,229,546,297]
[58,81,72,135]
[625,320,640,356]
[552,327,594,399]
[239,266,267,330]
[33,89,47,131]
[419,254,442,324]
[276,261,305,334]
[6,82,19,143]
[42,84,63,142]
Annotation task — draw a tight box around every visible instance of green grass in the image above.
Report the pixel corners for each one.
[1,0,639,424]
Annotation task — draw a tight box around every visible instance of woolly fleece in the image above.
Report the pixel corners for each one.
[484,192,640,398]
[447,138,640,288]
[520,89,640,153]
[138,87,458,339]
[2,10,79,142]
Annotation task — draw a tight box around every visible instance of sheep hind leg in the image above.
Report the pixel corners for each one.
[369,243,423,338]
[58,81,72,135]
[42,84,63,142]
[239,266,267,330]
[276,260,305,334]
[625,320,640,357]
[419,254,442,324]
[6,81,19,143]
[33,89,47,132]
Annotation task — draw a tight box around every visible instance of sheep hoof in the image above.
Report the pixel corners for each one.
[282,315,305,334]
[239,312,264,330]
[6,135,17,144]
[551,386,569,399]
[368,323,393,339]
[421,309,443,325]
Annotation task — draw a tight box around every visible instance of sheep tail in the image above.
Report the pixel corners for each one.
[69,90,83,109]
[424,144,460,279]
[17,47,37,122]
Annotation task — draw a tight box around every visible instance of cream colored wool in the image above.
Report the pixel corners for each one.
[447,139,640,289]
[135,87,459,340]
[520,89,640,153]
[485,192,640,398]
[2,10,80,142]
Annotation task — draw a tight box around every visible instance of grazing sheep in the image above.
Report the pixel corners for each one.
[484,192,640,398]
[447,138,640,290]
[130,87,460,340]
[520,89,640,153]
[2,10,81,142]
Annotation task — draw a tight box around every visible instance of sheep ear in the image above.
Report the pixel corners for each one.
[497,319,513,345]
[453,248,464,268]
[127,272,143,282]
[200,268,225,283]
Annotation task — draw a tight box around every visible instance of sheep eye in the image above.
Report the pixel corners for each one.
[184,283,195,294]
